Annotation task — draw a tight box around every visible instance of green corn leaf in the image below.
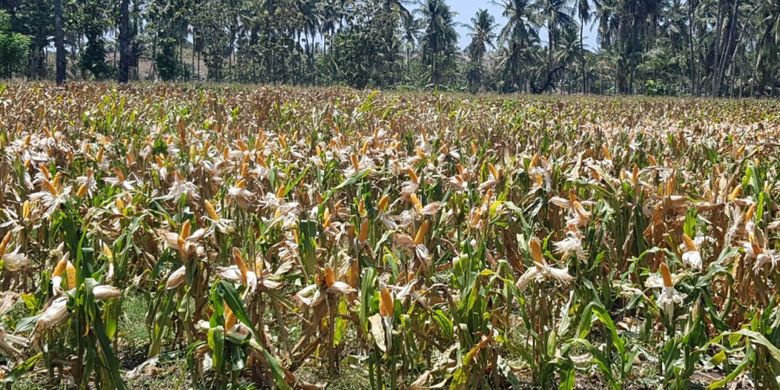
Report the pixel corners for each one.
[568,338,614,385]
[93,305,127,389]
[707,358,749,389]
[359,267,377,335]
[0,353,42,384]
[208,326,226,375]
[217,281,290,390]
[432,309,454,340]
[731,330,780,362]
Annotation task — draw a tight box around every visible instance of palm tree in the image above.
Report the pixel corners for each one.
[295,0,320,82]
[621,0,662,93]
[687,0,697,95]
[318,0,341,54]
[400,14,421,80]
[752,0,780,95]
[384,0,413,22]
[467,9,497,62]
[593,0,660,93]
[576,0,591,92]
[466,9,497,92]
[495,0,540,91]
[118,0,130,83]
[55,0,65,84]
[417,0,458,87]
[595,0,624,48]
[534,0,576,74]
[555,25,585,91]
[381,0,413,56]
[659,0,689,92]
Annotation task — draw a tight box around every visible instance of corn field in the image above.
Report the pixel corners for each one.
[0,83,779,389]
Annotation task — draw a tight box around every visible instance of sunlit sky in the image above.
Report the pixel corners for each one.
[445,0,599,50]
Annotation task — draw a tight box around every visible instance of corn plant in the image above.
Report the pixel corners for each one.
[0,84,778,388]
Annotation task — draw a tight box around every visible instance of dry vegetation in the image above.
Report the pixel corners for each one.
[0,83,779,389]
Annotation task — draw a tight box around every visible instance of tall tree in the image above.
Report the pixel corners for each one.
[0,9,30,78]
[400,12,420,80]
[55,0,65,84]
[417,0,458,87]
[466,9,497,93]
[72,0,113,79]
[687,0,696,94]
[536,0,576,76]
[118,0,130,83]
[496,0,539,91]
[147,0,191,81]
[12,0,52,79]
[576,0,591,92]
[0,0,775,96]
[752,0,780,95]
[709,0,740,96]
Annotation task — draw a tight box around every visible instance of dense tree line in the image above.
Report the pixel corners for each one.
[0,0,779,96]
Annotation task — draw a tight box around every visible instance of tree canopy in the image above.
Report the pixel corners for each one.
[1,0,779,96]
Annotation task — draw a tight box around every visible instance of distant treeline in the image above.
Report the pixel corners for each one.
[0,0,778,96]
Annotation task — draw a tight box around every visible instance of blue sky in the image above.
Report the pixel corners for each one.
[446,0,599,50]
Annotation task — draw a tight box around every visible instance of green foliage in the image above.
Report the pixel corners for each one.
[155,38,190,81]
[0,0,777,95]
[329,25,388,88]
[644,79,670,96]
[68,0,115,80]
[0,10,31,78]
[418,0,459,87]
[466,9,497,93]
[326,3,404,88]
[79,33,113,80]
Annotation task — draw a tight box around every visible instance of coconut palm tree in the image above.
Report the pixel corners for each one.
[416,0,458,87]
[593,0,619,49]
[658,0,689,91]
[466,9,497,62]
[296,0,320,81]
[534,0,576,74]
[55,0,65,84]
[495,0,540,91]
[317,0,347,54]
[593,0,660,93]
[555,23,584,91]
[576,0,591,92]
[118,0,130,83]
[385,0,413,21]
[466,9,497,92]
[752,0,780,95]
[400,13,421,80]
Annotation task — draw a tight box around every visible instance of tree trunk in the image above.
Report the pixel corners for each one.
[711,0,724,95]
[28,41,46,80]
[751,23,772,96]
[55,0,66,84]
[191,30,196,80]
[715,0,739,96]
[179,38,184,81]
[616,15,630,94]
[548,23,554,75]
[580,17,585,94]
[616,58,627,94]
[118,0,130,83]
[688,0,696,95]
[406,47,411,81]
